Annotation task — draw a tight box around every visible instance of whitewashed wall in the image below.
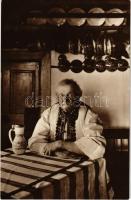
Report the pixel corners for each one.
[51,51,130,128]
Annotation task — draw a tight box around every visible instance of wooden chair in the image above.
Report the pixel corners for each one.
[24,107,41,140]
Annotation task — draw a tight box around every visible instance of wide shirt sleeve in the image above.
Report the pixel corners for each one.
[28,107,51,154]
[75,108,106,160]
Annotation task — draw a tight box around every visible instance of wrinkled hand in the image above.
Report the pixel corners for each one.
[42,140,62,156]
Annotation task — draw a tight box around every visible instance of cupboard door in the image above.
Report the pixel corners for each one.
[1,62,40,149]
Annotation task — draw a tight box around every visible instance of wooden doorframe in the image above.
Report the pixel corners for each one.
[2,50,51,112]
[1,50,51,149]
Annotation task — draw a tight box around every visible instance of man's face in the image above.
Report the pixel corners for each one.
[56,84,75,112]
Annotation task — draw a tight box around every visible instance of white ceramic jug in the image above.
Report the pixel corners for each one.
[8,125,27,154]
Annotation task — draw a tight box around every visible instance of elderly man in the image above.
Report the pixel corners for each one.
[28,79,106,160]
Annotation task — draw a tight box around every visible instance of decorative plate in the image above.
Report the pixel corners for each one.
[87,7,105,26]
[47,7,66,26]
[105,8,124,26]
[67,8,86,26]
[26,17,47,25]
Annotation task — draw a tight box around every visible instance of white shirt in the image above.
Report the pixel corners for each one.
[28,103,106,160]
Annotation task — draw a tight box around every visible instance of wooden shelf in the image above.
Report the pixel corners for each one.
[25,12,130,18]
[51,65,130,72]
[2,49,45,61]
[3,24,129,33]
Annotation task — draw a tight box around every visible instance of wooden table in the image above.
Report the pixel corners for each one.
[0,149,112,199]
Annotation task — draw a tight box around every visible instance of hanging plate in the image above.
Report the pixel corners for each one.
[47,7,66,26]
[67,8,86,26]
[87,7,105,26]
[70,60,83,73]
[105,8,125,26]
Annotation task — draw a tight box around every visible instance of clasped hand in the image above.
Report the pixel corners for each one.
[42,140,83,156]
[42,140,63,155]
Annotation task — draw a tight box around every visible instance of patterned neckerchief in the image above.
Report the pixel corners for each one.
[55,105,80,141]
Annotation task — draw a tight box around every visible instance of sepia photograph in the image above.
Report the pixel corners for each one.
[1,0,130,199]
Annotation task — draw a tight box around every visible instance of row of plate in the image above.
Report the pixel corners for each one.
[26,7,126,27]
[54,35,130,59]
[57,55,129,73]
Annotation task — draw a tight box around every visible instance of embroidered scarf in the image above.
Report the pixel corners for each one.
[55,106,79,141]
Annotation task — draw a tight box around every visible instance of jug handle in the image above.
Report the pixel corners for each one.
[8,129,15,144]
